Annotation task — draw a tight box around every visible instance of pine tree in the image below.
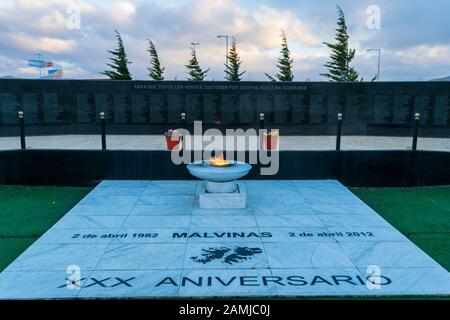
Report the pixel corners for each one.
[147,39,165,80]
[185,47,209,81]
[102,30,132,80]
[224,38,246,81]
[321,6,359,82]
[265,30,294,82]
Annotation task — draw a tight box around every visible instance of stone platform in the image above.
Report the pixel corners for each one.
[0,180,449,299]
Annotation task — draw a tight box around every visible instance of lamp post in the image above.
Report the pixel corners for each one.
[18,111,25,150]
[367,48,381,81]
[191,42,200,50]
[217,35,229,71]
[100,112,106,150]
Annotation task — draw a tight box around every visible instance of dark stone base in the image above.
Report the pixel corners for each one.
[0,150,449,187]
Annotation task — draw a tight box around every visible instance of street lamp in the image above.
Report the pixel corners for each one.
[367,48,381,81]
[217,35,229,70]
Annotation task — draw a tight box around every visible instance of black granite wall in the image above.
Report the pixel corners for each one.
[1,150,449,187]
[0,79,449,137]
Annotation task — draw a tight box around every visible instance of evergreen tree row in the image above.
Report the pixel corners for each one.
[102,6,360,82]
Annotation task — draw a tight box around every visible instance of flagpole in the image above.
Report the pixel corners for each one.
[36,53,42,78]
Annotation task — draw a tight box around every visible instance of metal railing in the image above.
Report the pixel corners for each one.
[15,110,423,151]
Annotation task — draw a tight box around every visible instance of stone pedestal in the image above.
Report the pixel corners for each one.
[205,180,237,193]
[198,182,246,209]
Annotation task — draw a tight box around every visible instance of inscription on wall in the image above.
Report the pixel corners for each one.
[0,80,449,136]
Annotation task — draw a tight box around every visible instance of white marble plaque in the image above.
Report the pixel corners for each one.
[0,180,449,299]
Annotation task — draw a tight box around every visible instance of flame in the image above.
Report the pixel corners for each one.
[209,153,231,167]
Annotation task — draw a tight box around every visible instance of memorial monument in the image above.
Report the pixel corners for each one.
[187,154,252,209]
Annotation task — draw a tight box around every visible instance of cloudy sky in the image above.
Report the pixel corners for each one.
[0,0,449,81]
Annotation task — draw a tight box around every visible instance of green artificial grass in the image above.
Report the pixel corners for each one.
[0,238,37,271]
[351,186,450,271]
[0,185,91,271]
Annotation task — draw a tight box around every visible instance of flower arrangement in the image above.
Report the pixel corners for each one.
[164,129,179,137]
[263,130,279,150]
[164,129,181,150]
